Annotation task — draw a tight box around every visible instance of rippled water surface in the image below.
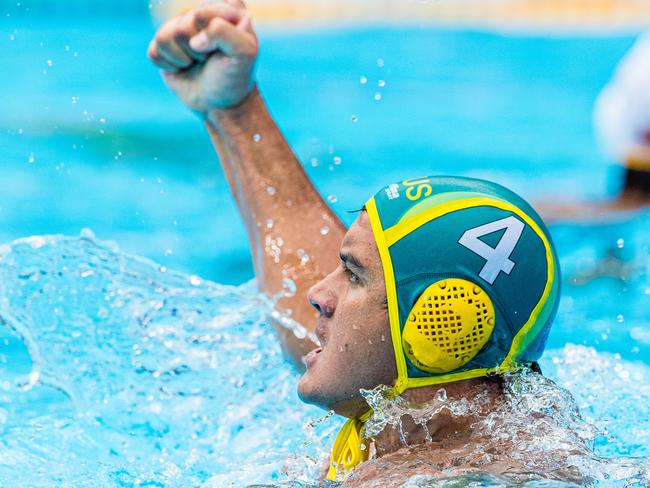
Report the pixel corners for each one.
[0,223,647,486]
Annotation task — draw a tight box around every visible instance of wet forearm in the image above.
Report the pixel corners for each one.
[204,86,345,341]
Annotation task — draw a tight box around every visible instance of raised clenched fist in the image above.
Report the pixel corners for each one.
[148,0,258,114]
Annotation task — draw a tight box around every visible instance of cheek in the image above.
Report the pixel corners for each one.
[332,290,389,356]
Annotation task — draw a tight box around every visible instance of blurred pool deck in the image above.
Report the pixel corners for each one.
[152,0,650,32]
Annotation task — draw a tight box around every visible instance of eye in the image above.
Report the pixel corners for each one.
[344,266,360,284]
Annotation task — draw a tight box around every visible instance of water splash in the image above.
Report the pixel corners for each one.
[0,234,330,486]
[0,234,648,487]
[357,367,650,486]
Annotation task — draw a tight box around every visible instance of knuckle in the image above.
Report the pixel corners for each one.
[179,11,196,32]
[155,30,172,46]
[193,6,214,26]
[170,17,189,41]
[208,17,227,35]
[147,41,161,61]
[155,19,176,41]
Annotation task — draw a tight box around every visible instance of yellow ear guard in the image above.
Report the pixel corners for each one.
[402,278,495,374]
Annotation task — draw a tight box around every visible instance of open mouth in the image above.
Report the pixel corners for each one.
[303,347,323,369]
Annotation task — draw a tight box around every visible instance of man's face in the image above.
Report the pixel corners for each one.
[297,211,397,418]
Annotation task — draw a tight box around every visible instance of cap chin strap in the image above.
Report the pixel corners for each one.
[326,411,372,481]
[324,376,416,481]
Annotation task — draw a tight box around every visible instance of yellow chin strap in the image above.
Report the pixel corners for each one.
[326,412,371,481]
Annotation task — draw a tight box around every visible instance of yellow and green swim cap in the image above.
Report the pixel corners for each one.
[327,175,560,481]
[366,175,560,394]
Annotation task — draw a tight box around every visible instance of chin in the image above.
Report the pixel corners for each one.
[298,376,367,418]
[297,372,333,410]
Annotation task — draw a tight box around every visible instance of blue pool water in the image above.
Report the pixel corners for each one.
[0,10,649,487]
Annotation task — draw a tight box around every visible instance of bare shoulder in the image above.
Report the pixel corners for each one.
[343,441,582,487]
[343,443,477,487]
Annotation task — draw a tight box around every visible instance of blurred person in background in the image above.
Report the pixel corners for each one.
[541,33,650,221]
[594,33,650,210]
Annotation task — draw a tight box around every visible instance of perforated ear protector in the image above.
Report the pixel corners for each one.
[402,278,495,374]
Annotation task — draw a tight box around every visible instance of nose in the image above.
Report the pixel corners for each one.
[307,275,337,318]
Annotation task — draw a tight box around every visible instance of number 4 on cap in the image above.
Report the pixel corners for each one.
[458,216,525,285]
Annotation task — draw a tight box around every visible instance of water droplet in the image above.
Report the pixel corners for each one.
[46,59,53,67]
[64,45,70,51]
[164,249,173,256]
[616,238,624,248]
[381,334,386,342]
[374,92,382,101]
[265,219,273,229]
[333,156,342,165]
[99,117,106,124]
[266,186,276,195]
[376,58,385,67]
[252,133,261,142]
[189,275,201,286]
[435,388,447,402]
[378,79,386,87]
[320,226,330,235]
[80,228,95,239]
[617,314,624,323]
[17,128,23,135]
[282,278,297,297]
[351,115,359,123]
[359,75,367,85]
[310,157,319,167]
[297,248,310,265]
[9,34,15,41]
[71,96,78,104]
[27,152,35,164]
[327,195,337,203]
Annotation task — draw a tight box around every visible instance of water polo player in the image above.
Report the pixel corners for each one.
[148,1,573,483]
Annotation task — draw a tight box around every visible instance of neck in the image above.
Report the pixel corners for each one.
[369,377,504,457]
